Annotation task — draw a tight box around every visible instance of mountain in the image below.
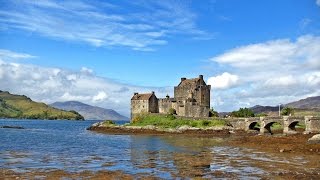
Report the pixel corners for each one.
[248,96,320,114]
[50,101,129,120]
[249,105,279,114]
[285,96,320,109]
[0,91,84,120]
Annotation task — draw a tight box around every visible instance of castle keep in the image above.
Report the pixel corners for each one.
[131,75,211,120]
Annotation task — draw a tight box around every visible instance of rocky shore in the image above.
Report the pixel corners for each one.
[87,121,320,155]
[87,121,232,136]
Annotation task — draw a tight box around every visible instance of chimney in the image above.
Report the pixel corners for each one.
[199,75,203,80]
[134,92,138,95]
[166,94,170,99]
[181,77,186,82]
[151,91,155,94]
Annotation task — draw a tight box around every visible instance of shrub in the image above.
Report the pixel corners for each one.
[209,107,219,117]
[102,120,115,126]
[231,108,255,117]
[281,107,294,116]
[168,108,176,115]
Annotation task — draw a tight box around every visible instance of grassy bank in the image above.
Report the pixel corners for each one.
[0,91,84,120]
[128,114,227,129]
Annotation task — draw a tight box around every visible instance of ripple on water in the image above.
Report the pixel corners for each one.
[0,119,316,179]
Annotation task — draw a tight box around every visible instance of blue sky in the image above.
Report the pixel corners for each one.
[0,0,320,116]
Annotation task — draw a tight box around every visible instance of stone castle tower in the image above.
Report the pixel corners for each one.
[131,75,211,121]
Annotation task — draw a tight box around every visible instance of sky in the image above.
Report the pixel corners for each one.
[0,0,320,116]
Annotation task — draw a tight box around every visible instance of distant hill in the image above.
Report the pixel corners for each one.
[50,101,129,121]
[0,91,84,120]
[248,96,320,114]
[286,96,320,109]
[249,105,279,114]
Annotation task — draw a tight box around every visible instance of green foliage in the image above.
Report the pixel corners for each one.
[129,114,227,129]
[102,120,115,126]
[168,108,176,115]
[281,107,294,116]
[231,108,255,117]
[256,113,267,117]
[0,91,84,120]
[209,107,219,117]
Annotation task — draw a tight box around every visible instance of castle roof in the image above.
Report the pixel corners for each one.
[131,93,154,100]
[178,78,201,87]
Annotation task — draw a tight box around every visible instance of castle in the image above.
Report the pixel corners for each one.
[131,75,211,120]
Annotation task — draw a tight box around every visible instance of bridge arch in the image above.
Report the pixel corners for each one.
[288,121,300,131]
[263,121,277,134]
[248,122,260,131]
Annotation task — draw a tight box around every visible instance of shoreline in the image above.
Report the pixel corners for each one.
[87,123,233,137]
[87,123,320,155]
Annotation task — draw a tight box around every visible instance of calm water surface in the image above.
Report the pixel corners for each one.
[0,119,314,179]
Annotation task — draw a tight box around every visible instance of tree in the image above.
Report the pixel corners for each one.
[209,107,219,117]
[230,108,255,117]
[281,107,294,116]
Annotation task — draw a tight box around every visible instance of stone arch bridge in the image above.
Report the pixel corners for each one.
[228,116,320,134]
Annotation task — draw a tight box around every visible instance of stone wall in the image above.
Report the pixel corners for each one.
[149,95,159,113]
[158,98,173,114]
[305,116,320,133]
[131,100,149,120]
[184,102,210,117]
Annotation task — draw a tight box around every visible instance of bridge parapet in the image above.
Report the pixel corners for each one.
[305,116,320,133]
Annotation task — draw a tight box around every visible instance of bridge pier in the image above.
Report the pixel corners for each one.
[259,117,266,134]
[305,116,320,133]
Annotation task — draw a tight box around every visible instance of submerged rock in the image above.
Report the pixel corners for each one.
[0,126,24,129]
[307,134,320,144]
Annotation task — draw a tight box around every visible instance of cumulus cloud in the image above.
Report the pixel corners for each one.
[208,35,320,112]
[207,72,239,89]
[0,0,210,51]
[0,53,172,116]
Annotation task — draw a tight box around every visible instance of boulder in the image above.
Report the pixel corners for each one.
[307,134,320,144]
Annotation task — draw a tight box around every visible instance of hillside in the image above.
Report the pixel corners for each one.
[0,91,84,120]
[248,96,320,115]
[286,96,320,109]
[50,101,129,120]
[249,105,279,114]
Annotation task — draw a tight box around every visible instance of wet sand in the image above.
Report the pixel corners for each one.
[226,131,320,179]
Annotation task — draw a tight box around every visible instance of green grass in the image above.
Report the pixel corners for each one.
[102,120,116,126]
[129,114,227,129]
[271,122,282,130]
[293,109,320,117]
[0,91,84,120]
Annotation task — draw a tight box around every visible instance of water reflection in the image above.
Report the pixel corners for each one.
[0,119,317,179]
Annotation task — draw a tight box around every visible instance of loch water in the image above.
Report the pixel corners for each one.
[0,119,315,179]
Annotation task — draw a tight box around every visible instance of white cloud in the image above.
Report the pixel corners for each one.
[209,35,320,112]
[0,49,36,61]
[0,52,172,116]
[207,72,239,89]
[299,18,312,30]
[80,67,93,74]
[317,0,320,6]
[0,0,210,51]
[93,91,108,102]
